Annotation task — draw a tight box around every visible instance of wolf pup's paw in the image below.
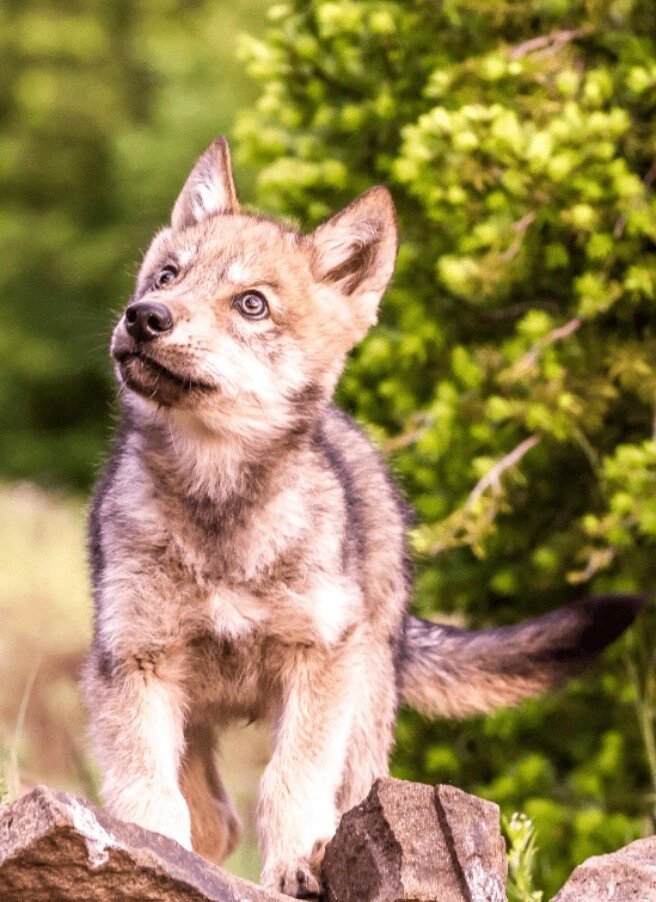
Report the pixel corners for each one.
[263,857,323,899]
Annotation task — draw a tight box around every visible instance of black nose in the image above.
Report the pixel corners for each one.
[124,301,173,343]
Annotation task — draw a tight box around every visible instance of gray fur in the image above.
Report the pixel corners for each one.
[83,137,643,898]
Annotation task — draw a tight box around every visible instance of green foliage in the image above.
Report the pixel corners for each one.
[238,1,656,895]
[0,0,267,488]
[624,610,656,819]
[504,813,543,902]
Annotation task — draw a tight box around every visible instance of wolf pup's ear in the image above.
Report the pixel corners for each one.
[171,136,240,231]
[308,186,398,337]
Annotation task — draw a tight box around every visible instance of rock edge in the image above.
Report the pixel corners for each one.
[0,785,284,902]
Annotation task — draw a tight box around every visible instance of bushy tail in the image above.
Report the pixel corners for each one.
[399,595,645,718]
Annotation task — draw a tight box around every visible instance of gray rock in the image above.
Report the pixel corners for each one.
[0,785,284,902]
[322,778,507,902]
[553,835,656,901]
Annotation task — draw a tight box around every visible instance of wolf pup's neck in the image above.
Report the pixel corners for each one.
[125,387,325,507]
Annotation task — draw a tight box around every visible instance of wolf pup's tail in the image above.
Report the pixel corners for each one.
[399,595,645,718]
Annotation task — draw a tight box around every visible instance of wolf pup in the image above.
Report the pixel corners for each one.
[84,137,642,898]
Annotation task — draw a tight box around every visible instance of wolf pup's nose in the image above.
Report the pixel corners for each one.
[124,301,174,344]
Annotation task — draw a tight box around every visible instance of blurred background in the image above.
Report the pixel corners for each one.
[0,1,655,897]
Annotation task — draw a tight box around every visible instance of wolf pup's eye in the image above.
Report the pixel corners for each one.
[233,291,269,320]
[153,264,178,290]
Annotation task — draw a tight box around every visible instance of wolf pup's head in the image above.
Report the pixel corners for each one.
[111,138,397,442]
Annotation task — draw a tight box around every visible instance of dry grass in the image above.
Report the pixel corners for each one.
[0,482,264,881]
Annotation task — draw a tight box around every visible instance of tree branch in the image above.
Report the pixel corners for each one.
[466,435,541,508]
[382,414,435,453]
[508,316,582,379]
[510,27,594,60]
[501,212,537,262]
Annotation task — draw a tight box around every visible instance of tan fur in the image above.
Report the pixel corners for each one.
[179,723,241,862]
[83,137,642,898]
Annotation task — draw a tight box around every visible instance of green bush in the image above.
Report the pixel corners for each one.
[237,1,656,894]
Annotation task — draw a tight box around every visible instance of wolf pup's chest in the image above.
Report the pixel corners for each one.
[166,475,306,564]
[159,483,350,645]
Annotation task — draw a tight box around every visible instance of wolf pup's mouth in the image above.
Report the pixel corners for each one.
[115,351,214,402]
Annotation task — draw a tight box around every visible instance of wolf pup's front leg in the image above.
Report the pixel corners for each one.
[83,644,191,849]
[258,644,357,897]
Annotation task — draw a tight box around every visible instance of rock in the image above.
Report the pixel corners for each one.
[552,835,656,901]
[0,786,284,902]
[0,781,509,902]
[322,778,507,902]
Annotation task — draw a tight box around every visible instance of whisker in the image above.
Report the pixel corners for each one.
[114,375,128,404]
[146,373,161,402]
[82,345,113,357]
[149,402,161,433]
[167,420,182,458]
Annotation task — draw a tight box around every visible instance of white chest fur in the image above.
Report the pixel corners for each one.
[208,586,266,640]
[207,577,359,648]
